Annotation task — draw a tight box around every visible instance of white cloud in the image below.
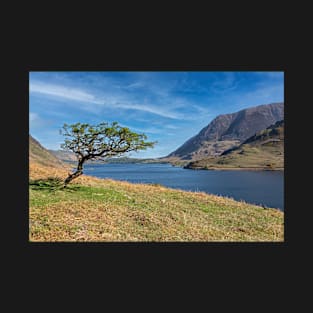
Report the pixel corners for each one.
[210,72,238,94]
[30,81,184,119]
[30,81,95,102]
[29,112,38,123]
[115,103,182,119]
[29,112,47,128]
[164,124,179,129]
[254,72,284,79]
[29,80,214,122]
[124,82,144,90]
[234,83,284,111]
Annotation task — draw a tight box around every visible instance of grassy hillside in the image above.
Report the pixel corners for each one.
[29,163,284,242]
[29,135,66,168]
[48,149,77,162]
[185,121,284,170]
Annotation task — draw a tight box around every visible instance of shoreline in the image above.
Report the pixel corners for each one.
[184,166,284,171]
[68,160,284,172]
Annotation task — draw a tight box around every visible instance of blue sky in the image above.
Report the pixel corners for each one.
[29,71,284,158]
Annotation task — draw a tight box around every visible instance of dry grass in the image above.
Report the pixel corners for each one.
[29,162,284,242]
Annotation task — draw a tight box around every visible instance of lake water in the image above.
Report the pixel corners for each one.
[83,163,284,211]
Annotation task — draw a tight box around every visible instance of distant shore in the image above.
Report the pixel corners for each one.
[184,165,284,171]
[65,159,284,171]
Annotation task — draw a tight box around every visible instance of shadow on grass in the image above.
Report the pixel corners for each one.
[29,177,64,191]
[29,177,85,192]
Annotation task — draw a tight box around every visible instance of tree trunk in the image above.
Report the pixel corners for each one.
[63,159,84,187]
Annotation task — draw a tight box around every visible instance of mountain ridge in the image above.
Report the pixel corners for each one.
[184,120,284,170]
[167,102,284,160]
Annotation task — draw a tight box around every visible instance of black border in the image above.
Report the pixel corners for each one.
[9,62,299,274]
[4,9,303,307]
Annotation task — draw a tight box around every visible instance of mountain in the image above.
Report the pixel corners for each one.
[240,119,284,147]
[185,120,284,170]
[49,150,166,164]
[29,135,65,168]
[49,149,77,163]
[167,102,284,160]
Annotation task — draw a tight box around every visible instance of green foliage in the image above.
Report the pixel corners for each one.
[60,122,156,161]
[60,122,156,185]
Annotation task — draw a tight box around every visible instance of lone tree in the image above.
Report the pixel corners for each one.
[60,122,156,186]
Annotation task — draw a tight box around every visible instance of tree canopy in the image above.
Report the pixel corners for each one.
[60,122,156,186]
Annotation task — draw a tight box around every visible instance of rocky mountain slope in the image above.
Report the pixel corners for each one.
[185,120,284,170]
[167,102,284,160]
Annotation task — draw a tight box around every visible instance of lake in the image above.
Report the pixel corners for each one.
[83,163,284,211]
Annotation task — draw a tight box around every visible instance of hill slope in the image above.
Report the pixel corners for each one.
[29,135,65,168]
[185,120,284,170]
[49,149,77,162]
[167,102,284,160]
[29,162,283,241]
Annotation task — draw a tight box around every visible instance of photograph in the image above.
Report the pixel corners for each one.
[29,71,284,242]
